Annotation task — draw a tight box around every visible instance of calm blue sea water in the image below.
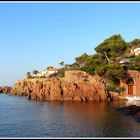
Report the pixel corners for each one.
[0,93,140,137]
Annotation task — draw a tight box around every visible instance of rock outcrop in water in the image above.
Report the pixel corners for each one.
[0,86,11,94]
[10,71,120,102]
[116,105,140,123]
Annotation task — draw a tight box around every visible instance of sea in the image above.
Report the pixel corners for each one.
[0,93,140,138]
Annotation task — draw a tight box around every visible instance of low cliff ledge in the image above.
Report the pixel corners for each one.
[10,71,120,102]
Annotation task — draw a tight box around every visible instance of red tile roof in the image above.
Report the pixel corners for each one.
[48,67,57,71]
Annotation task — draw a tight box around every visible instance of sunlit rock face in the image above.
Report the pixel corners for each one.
[0,86,11,94]
[10,71,120,102]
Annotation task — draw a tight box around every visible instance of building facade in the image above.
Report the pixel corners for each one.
[120,70,140,96]
[130,47,140,56]
[27,67,58,78]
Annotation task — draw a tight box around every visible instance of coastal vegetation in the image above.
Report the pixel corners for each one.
[50,34,140,93]
[55,35,140,75]
[25,34,140,94]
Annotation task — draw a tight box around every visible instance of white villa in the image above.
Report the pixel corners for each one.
[27,67,58,79]
[130,47,140,56]
[35,70,47,77]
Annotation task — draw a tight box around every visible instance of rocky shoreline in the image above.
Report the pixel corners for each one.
[0,71,121,102]
[116,105,140,123]
[0,74,121,103]
[11,79,119,102]
[0,86,11,94]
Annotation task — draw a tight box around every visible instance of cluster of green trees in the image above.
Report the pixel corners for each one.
[53,34,140,93]
[57,35,140,73]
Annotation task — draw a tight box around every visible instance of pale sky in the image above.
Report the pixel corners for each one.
[0,2,140,86]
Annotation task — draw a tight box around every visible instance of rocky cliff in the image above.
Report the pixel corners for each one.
[10,71,120,102]
[0,86,11,94]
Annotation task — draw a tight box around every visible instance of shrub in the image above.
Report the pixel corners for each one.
[80,65,95,75]
[50,69,64,78]
[105,85,126,94]
[26,72,33,79]
[105,85,116,92]
[118,86,126,93]
[83,79,89,82]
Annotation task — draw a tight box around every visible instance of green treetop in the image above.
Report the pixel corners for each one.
[32,70,39,75]
[129,39,140,48]
[75,53,89,68]
[95,34,129,64]
[59,61,65,68]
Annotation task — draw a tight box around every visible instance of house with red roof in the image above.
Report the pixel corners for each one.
[130,47,140,56]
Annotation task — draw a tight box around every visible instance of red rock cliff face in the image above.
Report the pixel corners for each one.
[0,86,11,94]
[10,71,120,102]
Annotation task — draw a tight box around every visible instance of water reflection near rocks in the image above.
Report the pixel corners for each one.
[1,94,140,137]
[45,101,140,137]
